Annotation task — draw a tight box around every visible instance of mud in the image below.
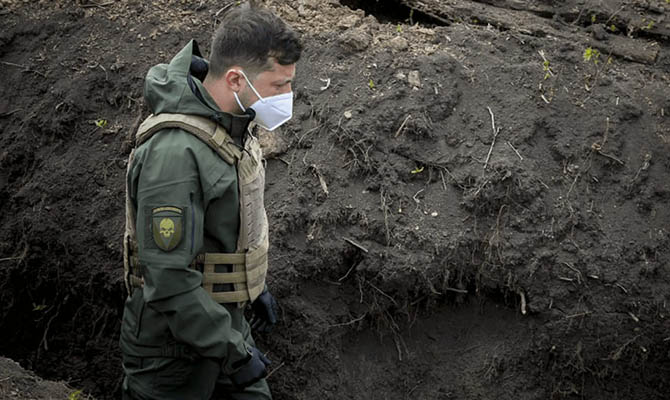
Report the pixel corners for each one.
[1,0,669,399]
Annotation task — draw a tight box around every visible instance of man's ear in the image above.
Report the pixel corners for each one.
[224,69,244,92]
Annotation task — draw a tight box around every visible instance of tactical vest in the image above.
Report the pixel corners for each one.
[123,113,269,305]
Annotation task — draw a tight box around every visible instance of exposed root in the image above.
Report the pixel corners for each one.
[328,313,367,328]
[484,106,501,171]
[519,290,527,315]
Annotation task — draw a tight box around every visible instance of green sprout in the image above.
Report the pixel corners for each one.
[95,119,108,128]
[581,47,610,94]
[609,24,617,32]
[396,25,403,33]
[640,18,655,30]
[411,166,424,174]
[583,47,601,64]
[68,390,83,400]
[32,303,47,312]
[543,59,551,80]
[591,15,596,24]
[368,79,375,89]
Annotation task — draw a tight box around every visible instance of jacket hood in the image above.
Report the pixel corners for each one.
[144,40,212,117]
[144,40,254,139]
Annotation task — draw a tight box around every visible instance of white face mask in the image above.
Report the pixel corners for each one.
[233,69,293,131]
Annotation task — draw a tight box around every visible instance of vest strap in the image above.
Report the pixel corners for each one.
[135,113,242,165]
[209,290,252,304]
[202,271,246,285]
[196,252,246,265]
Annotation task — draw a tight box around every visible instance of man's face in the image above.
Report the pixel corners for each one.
[238,59,295,107]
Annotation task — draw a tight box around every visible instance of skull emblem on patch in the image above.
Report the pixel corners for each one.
[151,207,184,252]
[159,218,175,238]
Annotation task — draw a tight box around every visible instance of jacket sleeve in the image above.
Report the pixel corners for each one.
[130,129,249,373]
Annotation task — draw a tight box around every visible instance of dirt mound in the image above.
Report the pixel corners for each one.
[1,0,669,399]
[0,356,93,400]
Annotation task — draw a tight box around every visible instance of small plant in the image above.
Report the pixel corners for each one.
[582,47,612,93]
[411,166,424,174]
[583,47,601,64]
[591,15,596,24]
[368,79,375,90]
[396,24,403,33]
[639,18,655,31]
[69,390,83,400]
[95,119,108,128]
[32,303,47,312]
[538,50,555,102]
[609,24,617,32]
[543,59,551,80]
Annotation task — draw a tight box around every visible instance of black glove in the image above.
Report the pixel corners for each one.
[250,288,279,333]
[230,346,271,388]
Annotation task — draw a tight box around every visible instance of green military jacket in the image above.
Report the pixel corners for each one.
[120,40,255,374]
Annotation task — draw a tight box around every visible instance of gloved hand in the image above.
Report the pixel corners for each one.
[250,287,279,333]
[230,346,271,388]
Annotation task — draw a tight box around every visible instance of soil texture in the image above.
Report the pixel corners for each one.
[1,0,669,399]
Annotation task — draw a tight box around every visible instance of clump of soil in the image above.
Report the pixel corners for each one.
[0,356,90,400]
[1,0,669,399]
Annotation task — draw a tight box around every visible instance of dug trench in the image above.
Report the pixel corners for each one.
[1,0,670,399]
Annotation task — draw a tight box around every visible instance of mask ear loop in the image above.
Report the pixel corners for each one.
[233,92,246,112]
[235,69,266,103]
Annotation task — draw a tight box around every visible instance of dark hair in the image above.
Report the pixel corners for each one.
[209,5,302,78]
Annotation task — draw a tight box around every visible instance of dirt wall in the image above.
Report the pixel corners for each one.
[1,0,669,399]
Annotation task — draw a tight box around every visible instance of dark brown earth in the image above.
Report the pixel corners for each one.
[1,0,670,399]
[0,357,84,400]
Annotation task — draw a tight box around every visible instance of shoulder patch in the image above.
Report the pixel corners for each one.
[152,207,184,252]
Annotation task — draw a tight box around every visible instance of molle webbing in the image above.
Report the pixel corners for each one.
[197,241,268,304]
[127,248,268,303]
[125,248,269,306]
[135,113,241,165]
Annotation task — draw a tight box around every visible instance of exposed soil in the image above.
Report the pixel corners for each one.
[1,0,669,399]
[0,357,88,399]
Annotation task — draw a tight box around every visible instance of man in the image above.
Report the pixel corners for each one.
[119,4,302,399]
